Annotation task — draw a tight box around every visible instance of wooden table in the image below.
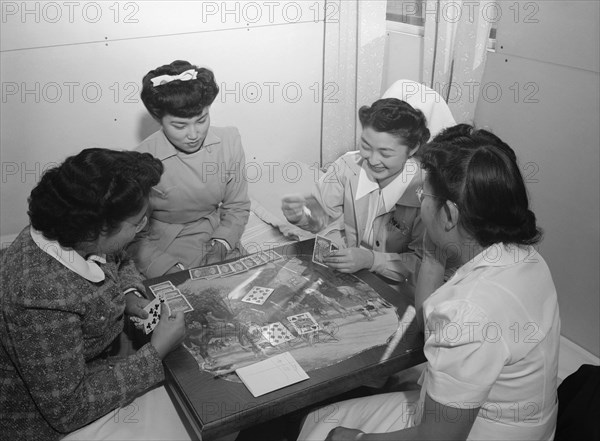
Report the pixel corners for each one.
[143,240,425,441]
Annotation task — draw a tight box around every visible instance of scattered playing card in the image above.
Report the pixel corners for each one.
[312,235,335,267]
[260,322,295,346]
[189,265,220,280]
[166,294,194,314]
[287,312,320,335]
[141,295,166,334]
[241,286,275,305]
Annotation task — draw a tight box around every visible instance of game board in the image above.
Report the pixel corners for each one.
[154,250,402,382]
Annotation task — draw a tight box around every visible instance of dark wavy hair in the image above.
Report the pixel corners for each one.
[140,60,219,120]
[358,98,430,150]
[418,124,542,247]
[28,148,163,248]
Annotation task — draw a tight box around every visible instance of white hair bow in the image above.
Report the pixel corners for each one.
[150,69,197,87]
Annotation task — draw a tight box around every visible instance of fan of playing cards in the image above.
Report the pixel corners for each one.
[134,281,195,334]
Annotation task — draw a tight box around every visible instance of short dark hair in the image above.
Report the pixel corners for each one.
[419,124,542,247]
[28,148,163,248]
[358,98,430,150]
[140,60,219,120]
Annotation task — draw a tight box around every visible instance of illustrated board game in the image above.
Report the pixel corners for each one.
[146,247,408,382]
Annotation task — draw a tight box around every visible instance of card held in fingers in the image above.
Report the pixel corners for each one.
[312,234,334,267]
[141,295,165,334]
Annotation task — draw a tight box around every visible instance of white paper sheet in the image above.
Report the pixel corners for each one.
[235,352,309,397]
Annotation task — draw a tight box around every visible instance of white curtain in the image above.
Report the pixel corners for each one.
[422,0,493,123]
[320,0,387,166]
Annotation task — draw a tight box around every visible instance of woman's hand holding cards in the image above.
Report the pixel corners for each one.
[150,303,186,359]
[323,247,374,273]
[125,291,151,320]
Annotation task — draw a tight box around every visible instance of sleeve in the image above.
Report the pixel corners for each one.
[6,299,164,433]
[126,215,182,278]
[211,128,251,247]
[116,252,147,293]
[422,299,510,407]
[126,231,179,278]
[371,210,424,282]
[295,157,347,233]
[126,134,181,276]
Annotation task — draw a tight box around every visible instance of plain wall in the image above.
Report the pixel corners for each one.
[474,1,600,356]
[1,1,325,237]
[382,28,423,90]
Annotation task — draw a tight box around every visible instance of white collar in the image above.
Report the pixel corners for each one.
[30,227,106,282]
[355,158,419,212]
[445,243,536,287]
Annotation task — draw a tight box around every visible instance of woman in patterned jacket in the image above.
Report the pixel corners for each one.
[0,148,187,440]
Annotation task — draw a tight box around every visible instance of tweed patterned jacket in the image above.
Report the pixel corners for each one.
[0,227,164,441]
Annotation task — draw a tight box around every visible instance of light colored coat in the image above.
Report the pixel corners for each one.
[299,151,424,284]
[129,126,250,278]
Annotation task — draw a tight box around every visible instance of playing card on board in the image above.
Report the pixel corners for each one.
[149,281,174,294]
[241,286,275,305]
[160,288,182,300]
[230,260,248,274]
[287,312,320,335]
[312,235,335,266]
[189,265,220,280]
[166,294,194,314]
[241,256,261,269]
[218,263,235,277]
[265,250,284,261]
[260,322,295,346]
[141,295,165,334]
[256,251,272,264]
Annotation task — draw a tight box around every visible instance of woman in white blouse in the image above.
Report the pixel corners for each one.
[299,124,561,441]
